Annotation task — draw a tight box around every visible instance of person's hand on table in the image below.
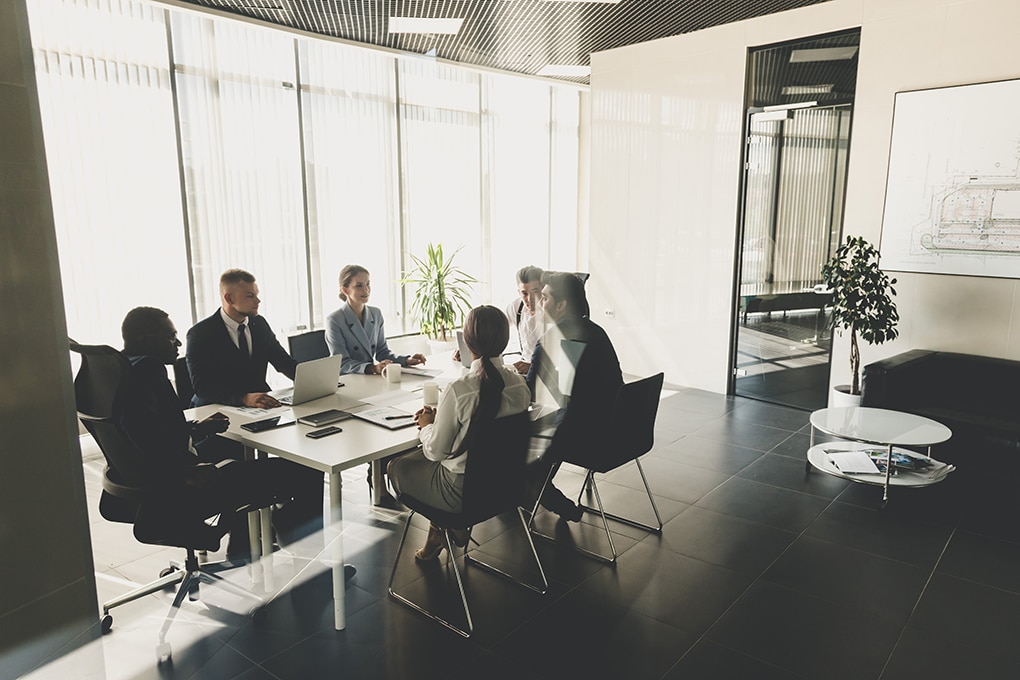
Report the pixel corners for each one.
[371,359,392,376]
[414,405,435,429]
[452,349,461,363]
[513,360,531,374]
[194,412,229,437]
[406,353,427,366]
[242,392,282,409]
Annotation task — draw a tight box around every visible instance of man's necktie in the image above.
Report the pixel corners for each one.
[238,323,249,358]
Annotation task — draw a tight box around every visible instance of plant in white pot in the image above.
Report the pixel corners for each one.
[400,242,476,349]
[820,235,899,404]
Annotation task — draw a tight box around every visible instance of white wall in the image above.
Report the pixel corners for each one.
[588,0,1020,393]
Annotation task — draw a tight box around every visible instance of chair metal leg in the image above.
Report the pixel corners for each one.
[530,458,662,565]
[465,507,548,594]
[577,458,664,533]
[387,511,474,638]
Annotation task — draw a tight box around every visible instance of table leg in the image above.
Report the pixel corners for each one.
[328,470,345,630]
[371,460,385,505]
[258,449,275,591]
[806,426,816,472]
[244,445,263,584]
[882,443,893,507]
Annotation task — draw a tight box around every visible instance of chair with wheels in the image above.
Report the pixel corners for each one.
[287,329,329,364]
[70,341,269,663]
[529,372,665,564]
[387,410,548,637]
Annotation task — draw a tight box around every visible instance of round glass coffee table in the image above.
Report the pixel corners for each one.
[808,407,953,507]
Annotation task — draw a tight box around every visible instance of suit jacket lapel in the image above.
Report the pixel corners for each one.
[342,304,374,356]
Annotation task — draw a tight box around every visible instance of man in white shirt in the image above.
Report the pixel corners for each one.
[504,265,544,374]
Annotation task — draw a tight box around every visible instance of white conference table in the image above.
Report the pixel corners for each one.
[188,362,460,631]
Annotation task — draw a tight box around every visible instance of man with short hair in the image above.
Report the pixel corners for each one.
[120,306,328,559]
[184,269,325,559]
[504,265,544,375]
[526,271,623,521]
[186,268,296,409]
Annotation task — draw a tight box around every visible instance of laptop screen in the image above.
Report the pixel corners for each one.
[455,330,472,368]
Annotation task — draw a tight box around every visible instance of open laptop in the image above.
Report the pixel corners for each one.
[456,330,472,368]
[274,354,343,406]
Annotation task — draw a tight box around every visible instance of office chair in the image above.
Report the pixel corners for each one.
[388,410,548,637]
[70,341,268,663]
[172,356,193,410]
[288,329,329,363]
[529,372,665,564]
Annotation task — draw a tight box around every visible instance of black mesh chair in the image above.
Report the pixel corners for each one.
[529,372,665,564]
[288,329,329,364]
[387,410,548,637]
[70,341,267,664]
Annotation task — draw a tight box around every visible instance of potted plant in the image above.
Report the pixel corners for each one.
[401,242,476,348]
[820,235,899,404]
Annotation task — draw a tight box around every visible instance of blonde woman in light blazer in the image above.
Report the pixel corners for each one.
[324,264,427,376]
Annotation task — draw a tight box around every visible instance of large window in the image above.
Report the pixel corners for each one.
[28,0,584,348]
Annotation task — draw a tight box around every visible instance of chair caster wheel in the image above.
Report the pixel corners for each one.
[159,566,177,578]
[100,614,113,633]
[156,642,172,664]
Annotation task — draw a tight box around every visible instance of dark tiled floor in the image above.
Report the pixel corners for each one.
[24,388,1020,679]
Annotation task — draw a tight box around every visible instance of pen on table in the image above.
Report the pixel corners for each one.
[385,414,413,420]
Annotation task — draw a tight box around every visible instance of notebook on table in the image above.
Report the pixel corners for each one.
[274,354,343,406]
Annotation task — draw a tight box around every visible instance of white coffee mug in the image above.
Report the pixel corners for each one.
[382,363,401,384]
[422,381,440,407]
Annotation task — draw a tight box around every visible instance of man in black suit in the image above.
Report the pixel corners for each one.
[184,269,327,560]
[186,268,297,409]
[120,306,328,560]
[526,271,623,521]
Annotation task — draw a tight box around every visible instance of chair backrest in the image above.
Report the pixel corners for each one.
[460,410,532,522]
[69,342,150,491]
[172,356,194,411]
[288,329,329,364]
[587,372,664,473]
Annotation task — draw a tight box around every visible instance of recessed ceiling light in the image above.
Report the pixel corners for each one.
[537,64,591,77]
[388,17,464,35]
[781,84,835,95]
[763,101,818,112]
[789,46,858,63]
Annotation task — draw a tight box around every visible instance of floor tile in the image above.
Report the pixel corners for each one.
[662,639,810,680]
[936,530,1020,594]
[696,476,831,532]
[739,452,850,498]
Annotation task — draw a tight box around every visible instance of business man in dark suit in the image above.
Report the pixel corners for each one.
[186,268,297,409]
[120,306,330,561]
[184,269,328,561]
[526,271,623,521]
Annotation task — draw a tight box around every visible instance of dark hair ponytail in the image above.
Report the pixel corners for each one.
[462,305,508,422]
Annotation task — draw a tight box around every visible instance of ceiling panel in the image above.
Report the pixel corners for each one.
[174,0,834,84]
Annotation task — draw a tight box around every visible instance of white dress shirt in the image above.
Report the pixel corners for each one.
[218,308,251,356]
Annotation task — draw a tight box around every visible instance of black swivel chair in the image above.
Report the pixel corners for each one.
[529,372,665,564]
[172,356,193,410]
[70,341,269,664]
[288,329,329,363]
[388,410,548,638]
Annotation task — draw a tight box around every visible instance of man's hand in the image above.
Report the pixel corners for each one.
[194,412,229,437]
[406,353,427,366]
[242,392,282,409]
[513,360,531,375]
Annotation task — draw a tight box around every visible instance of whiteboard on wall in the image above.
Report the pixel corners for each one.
[879,77,1020,278]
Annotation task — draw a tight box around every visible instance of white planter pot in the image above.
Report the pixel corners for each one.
[426,338,458,355]
[830,384,862,408]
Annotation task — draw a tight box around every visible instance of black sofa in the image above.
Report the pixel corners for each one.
[861,350,1020,473]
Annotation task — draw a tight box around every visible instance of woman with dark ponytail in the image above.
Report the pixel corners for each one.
[388,305,531,561]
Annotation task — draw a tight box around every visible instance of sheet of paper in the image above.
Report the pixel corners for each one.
[826,449,881,474]
[219,405,290,418]
[359,390,419,407]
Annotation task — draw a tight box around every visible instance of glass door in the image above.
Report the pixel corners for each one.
[732,103,852,410]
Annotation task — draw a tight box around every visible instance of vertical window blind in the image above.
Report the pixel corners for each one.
[27,0,583,347]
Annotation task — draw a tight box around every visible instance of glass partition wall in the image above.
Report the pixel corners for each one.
[731,30,859,410]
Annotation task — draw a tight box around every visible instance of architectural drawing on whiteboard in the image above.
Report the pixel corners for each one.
[920,180,1020,255]
[880,78,1020,279]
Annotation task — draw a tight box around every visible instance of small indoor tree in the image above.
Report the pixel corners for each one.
[821,235,900,396]
[400,242,476,342]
